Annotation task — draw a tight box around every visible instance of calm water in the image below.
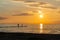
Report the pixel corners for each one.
[0,24,60,34]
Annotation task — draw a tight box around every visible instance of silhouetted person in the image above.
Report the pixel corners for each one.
[20,24,27,27]
[17,24,19,28]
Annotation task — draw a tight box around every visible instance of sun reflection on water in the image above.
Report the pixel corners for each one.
[40,24,43,33]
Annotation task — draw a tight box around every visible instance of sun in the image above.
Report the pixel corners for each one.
[38,11,43,18]
[40,15,43,18]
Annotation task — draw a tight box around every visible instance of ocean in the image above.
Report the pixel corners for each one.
[0,24,60,34]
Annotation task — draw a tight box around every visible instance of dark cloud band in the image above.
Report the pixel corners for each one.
[12,13,34,16]
[0,17,7,20]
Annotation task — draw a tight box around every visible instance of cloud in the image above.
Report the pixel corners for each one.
[0,0,58,16]
[40,6,57,9]
[12,13,34,16]
[13,0,35,1]
[0,0,32,16]
[24,1,57,9]
[55,0,60,1]
[13,0,24,1]
[0,17,7,20]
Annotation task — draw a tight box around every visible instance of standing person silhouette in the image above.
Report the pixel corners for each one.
[17,24,19,28]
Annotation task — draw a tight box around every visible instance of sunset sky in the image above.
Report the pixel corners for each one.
[0,0,60,24]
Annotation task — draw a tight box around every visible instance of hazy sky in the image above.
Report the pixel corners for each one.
[0,0,60,24]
